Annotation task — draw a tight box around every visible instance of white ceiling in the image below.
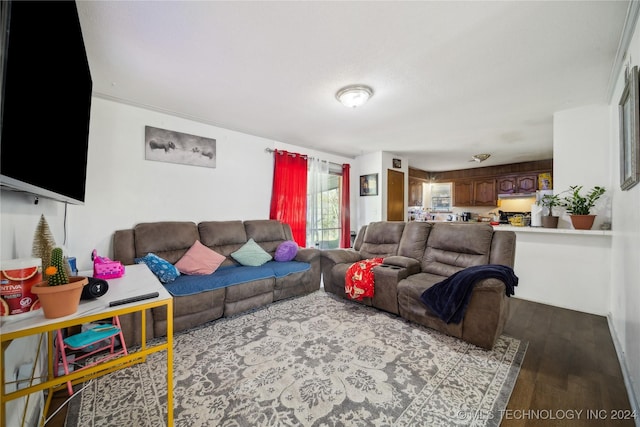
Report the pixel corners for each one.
[76,1,630,172]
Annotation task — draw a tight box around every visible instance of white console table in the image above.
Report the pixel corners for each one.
[0,264,174,427]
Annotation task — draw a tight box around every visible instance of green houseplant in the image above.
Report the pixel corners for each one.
[537,193,561,228]
[560,185,606,230]
[31,247,88,318]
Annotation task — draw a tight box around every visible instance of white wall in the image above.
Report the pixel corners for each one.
[355,151,383,227]
[607,10,640,413]
[553,105,612,230]
[509,231,611,315]
[351,150,409,228]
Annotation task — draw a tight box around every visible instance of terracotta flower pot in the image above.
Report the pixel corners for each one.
[541,216,559,228]
[569,214,596,230]
[31,276,88,318]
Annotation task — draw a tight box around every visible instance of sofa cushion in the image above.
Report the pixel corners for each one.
[275,240,298,262]
[397,221,432,260]
[359,221,406,259]
[421,223,493,276]
[198,221,248,266]
[231,238,273,266]
[244,219,290,254]
[163,261,310,297]
[134,253,180,283]
[133,222,199,264]
[175,240,226,275]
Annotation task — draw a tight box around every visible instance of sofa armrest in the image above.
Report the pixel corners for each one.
[294,247,320,263]
[369,264,412,314]
[321,249,362,265]
[473,278,507,292]
[382,255,421,276]
[113,229,136,265]
[320,249,363,296]
[461,278,509,349]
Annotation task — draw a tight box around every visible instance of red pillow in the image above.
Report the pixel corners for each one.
[175,240,226,275]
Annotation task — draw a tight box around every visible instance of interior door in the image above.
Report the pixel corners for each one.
[387,169,405,221]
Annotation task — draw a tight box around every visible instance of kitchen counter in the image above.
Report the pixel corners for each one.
[416,219,613,236]
[492,224,612,236]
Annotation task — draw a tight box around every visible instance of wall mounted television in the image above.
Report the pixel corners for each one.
[1,0,92,205]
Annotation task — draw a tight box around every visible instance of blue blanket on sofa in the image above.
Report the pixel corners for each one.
[163,261,310,297]
[419,264,518,324]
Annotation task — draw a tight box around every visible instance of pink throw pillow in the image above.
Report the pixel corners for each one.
[175,240,226,275]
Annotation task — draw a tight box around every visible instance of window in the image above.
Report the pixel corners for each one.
[307,162,343,249]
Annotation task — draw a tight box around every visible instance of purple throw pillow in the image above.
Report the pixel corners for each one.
[275,240,298,262]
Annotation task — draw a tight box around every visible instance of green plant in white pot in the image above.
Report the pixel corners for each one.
[560,185,606,230]
[537,193,561,228]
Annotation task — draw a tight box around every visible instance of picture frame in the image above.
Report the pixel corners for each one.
[145,125,216,168]
[360,173,378,196]
[619,65,640,191]
[393,158,402,168]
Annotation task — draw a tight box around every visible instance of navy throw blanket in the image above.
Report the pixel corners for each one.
[420,264,518,324]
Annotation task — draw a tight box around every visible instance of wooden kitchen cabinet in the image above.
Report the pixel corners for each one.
[453,179,496,206]
[497,176,517,194]
[453,181,473,206]
[497,174,538,194]
[409,177,425,206]
[517,174,537,193]
[474,179,497,205]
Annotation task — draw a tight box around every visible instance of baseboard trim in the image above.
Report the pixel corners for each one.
[607,314,640,427]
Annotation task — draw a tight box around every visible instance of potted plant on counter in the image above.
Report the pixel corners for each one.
[31,247,88,318]
[560,185,606,230]
[537,193,561,228]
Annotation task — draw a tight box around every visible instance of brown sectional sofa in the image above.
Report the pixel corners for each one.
[112,219,321,346]
[321,221,516,349]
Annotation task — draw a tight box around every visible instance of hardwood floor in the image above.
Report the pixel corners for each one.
[44,297,635,427]
[502,298,635,427]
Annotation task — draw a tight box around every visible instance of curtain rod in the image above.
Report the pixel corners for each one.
[264,148,343,168]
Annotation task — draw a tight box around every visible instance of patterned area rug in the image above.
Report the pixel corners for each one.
[65,290,526,427]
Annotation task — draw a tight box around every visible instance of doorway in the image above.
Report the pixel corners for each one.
[387,169,404,221]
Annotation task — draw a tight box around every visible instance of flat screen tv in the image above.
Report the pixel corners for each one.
[1,0,92,205]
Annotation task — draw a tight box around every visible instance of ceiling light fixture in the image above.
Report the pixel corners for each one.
[470,153,491,163]
[336,85,374,108]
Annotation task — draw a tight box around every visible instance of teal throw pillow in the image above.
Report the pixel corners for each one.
[231,238,272,266]
[134,253,180,283]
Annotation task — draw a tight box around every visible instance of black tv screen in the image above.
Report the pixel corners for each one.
[1,0,92,205]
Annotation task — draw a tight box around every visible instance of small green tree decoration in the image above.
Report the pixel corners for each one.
[46,247,69,286]
[32,214,56,276]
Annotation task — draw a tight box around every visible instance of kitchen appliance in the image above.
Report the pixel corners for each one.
[460,212,472,222]
[498,210,531,225]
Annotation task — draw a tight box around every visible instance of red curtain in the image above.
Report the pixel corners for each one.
[340,163,351,248]
[269,150,308,246]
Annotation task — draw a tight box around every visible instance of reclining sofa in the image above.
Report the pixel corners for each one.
[320,221,516,349]
[113,219,321,346]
